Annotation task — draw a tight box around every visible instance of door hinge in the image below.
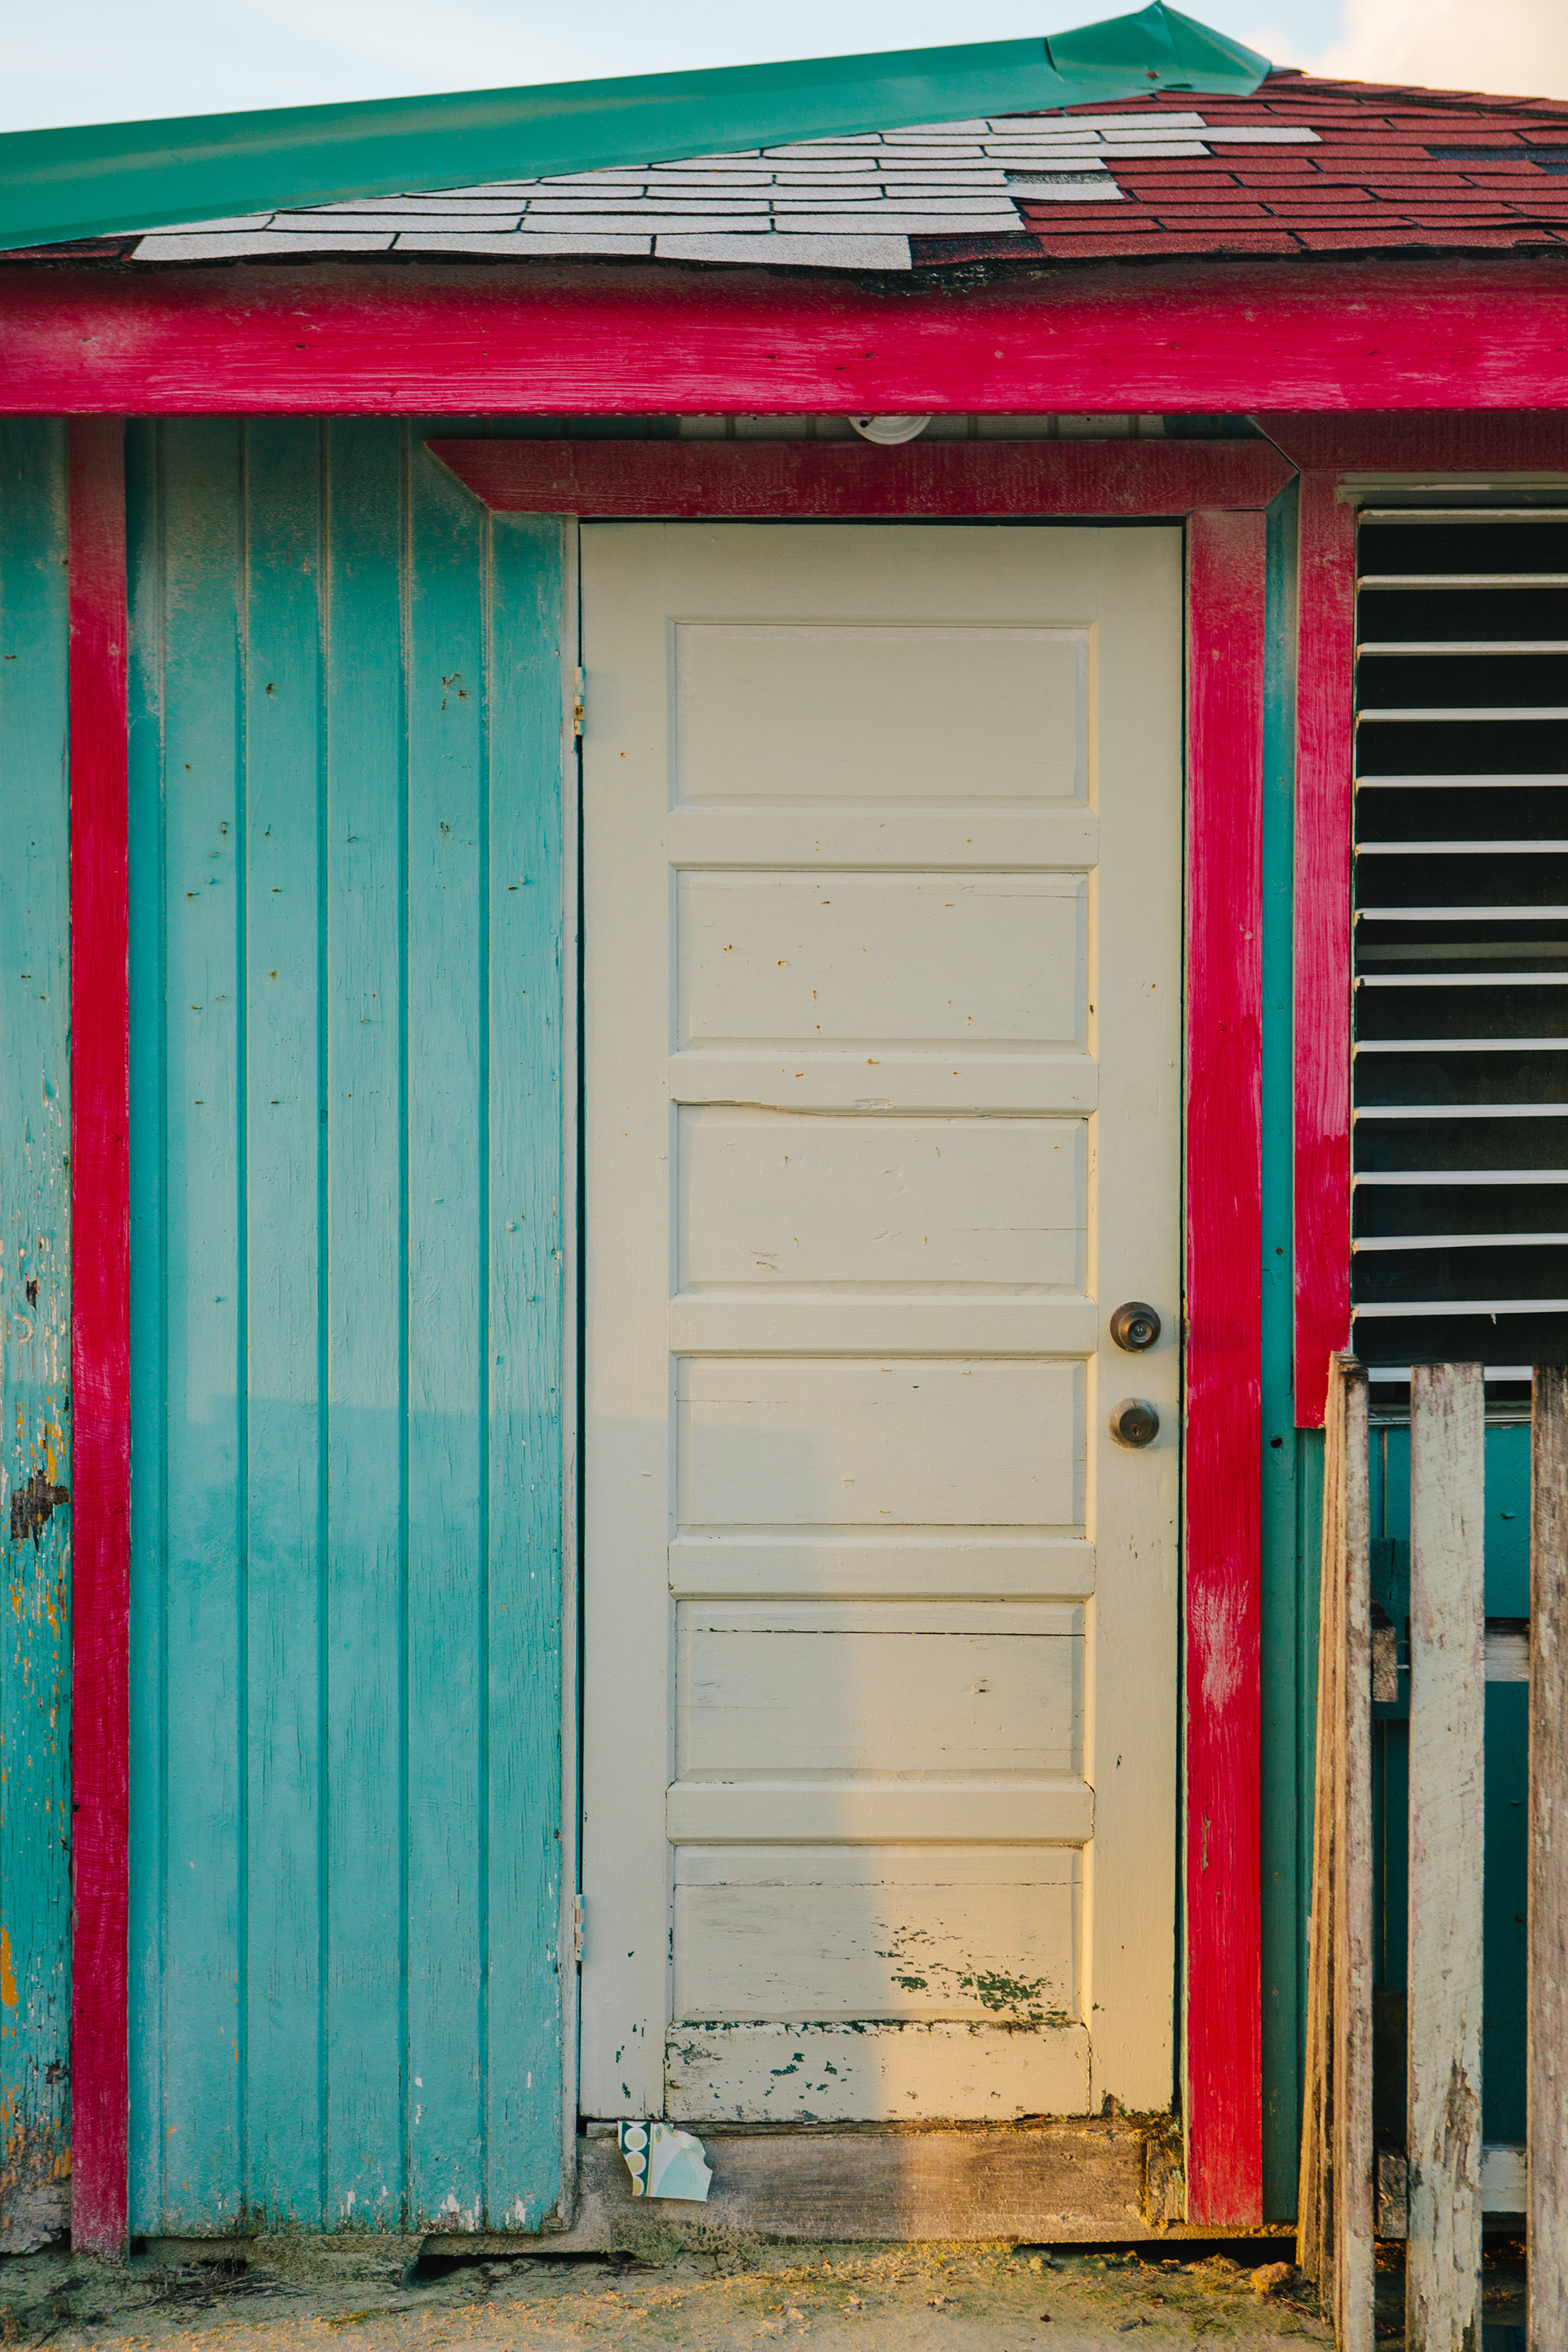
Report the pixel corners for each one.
[572,1893,585,1967]
[572,667,585,740]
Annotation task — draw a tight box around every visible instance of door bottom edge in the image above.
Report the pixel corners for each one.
[535,2118,1188,2250]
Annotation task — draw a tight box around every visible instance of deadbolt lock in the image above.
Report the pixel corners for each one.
[1109,1398,1160,1449]
[1110,1301,1161,1353]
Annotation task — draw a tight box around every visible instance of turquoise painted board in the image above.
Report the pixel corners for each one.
[1258,484,1301,2219]
[0,422,71,2243]
[126,421,566,2234]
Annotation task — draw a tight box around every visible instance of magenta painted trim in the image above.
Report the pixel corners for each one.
[67,417,131,2255]
[4,257,1568,415]
[1183,506,1266,2226]
[1292,474,1356,1430]
[429,435,1295,515]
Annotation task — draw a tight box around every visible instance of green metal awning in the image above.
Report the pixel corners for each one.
[0,1,1266,257]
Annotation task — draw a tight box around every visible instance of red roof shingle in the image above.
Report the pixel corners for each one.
[914,71,1568,264]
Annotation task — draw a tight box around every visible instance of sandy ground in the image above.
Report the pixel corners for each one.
[0,2232,1534,2349]
[0,2236,1342,2352]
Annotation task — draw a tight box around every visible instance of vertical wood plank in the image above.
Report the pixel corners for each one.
[1259,484,1303,2219]
[405,443,488,2230]
[1291,473,1355,1431]
[1407,1361,1485,2352]
[67,417,130,2252]
[1333,1357,1375,2352]
[322,420,409,2228]
[0,422,74,2248]
[242,420,325,2218]
[485,512,565,2227]
[1530,1365,1568,2352]
[1184,505,1266,2226]
[124,419,167,2234]
[155,422,248,2232]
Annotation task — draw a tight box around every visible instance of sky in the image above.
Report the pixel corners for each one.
[0,0,1564,134]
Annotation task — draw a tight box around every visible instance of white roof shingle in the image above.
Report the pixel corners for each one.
[129,111,1319,270]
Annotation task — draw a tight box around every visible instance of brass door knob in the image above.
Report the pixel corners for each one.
[1109,1398,1159,1449]
[1110,1301,1161,1353]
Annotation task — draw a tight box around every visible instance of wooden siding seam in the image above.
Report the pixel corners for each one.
[314,416,333,2225]
[555,512,581,2227]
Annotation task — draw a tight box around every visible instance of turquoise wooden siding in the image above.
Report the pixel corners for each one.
[1258,482,1304,2219]
[125,421,566,2236]
[0,422,72,2235]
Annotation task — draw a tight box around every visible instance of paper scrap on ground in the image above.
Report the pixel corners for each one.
[617,2120,713,2201]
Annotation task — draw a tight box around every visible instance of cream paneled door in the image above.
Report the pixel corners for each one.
[580,523,1183,2124]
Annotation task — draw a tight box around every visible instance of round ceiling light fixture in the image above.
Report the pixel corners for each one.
[847,414,933,445]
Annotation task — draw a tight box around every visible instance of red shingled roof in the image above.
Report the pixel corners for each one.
[913,69,1568,264]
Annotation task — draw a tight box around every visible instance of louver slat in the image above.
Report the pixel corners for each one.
[1353,509,1568,1409]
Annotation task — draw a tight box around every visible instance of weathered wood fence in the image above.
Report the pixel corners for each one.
[1298,1356,1568,2351]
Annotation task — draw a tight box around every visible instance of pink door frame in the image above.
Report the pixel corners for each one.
[435,433,1285,2224]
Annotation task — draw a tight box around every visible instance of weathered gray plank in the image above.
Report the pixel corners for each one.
[1407,1361,1486,2352]
[1333,1359,1375,2352]
[1296,1352,1341,2296]
[1530,1365,1568,2352]
[1299,1350,1372,2323]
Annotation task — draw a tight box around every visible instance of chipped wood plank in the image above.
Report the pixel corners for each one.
[1407,1361,1485,2352]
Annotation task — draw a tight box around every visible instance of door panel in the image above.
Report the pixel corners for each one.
[581,522,1182,2122]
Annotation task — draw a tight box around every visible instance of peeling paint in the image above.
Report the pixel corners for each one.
[8,1470,69,1551]
[0,420,74,2259]
[1191,1582,1247,1712]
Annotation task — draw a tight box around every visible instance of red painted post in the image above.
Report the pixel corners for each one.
[1292,473,1356,1429]
[67,417,131,2254]
[1184,505,1266,2226]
